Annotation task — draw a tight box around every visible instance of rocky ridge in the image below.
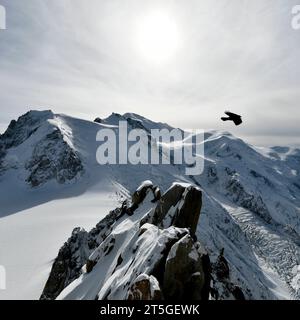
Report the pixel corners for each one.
[41,181,244,301]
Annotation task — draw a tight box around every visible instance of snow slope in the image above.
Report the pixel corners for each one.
[0,110,299,300]
[0,190,117,300]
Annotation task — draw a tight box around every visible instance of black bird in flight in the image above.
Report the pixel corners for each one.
[221,111,243,126]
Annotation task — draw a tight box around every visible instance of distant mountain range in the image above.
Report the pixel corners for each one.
[0,110,299,300]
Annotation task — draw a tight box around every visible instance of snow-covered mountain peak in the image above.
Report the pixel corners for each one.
[0,110,54,149]
[0,110,299,300]
[0,110,84,188]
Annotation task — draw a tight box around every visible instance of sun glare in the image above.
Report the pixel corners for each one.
[135,11,180,64]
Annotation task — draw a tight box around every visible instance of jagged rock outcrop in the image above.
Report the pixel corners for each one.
[128,274,163,300]
[25,129,83,187]
[146,184,202,236]
[0,110,83,186]
[0,110,54,171]
[40,228,90,300]
[94,117,102,124]
[0,110,54,150]
[204,164,273,224]
[210,249,245,300]
[214,248,230,280]
[41,181,244,301]
[40,207,126,300]
[163,235,207,300]
[225,174,272,223]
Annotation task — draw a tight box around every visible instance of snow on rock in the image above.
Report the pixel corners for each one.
[164,234,208,300]
[136,180,153,192]
[128,274,162,300]
[0,110,83,187]
[148,183,202,235]
[40,205,126,300]
[42,181,247,301]
[26,128,83,187]
[40,227,90,300]
[0,110,54,150]
[42,182,219,300]
[0,110,299,300]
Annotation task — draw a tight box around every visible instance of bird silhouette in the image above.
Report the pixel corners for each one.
[221,111,243,126]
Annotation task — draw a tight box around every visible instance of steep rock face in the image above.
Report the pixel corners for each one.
[0,110,83,187]
[163,235,207,300]
[0,110,54,150]
[224,171,272,223]
[128,274,163,300]
[94,117,102,124]
[40,207,125,300]
[26,129,83,187]
[204,164,272,224]
[148,184,202,235]
[0,110,54,171]
[41,181,243,301]
[210,249,245,300]
[40,228,90,300]
[94,223,189,300]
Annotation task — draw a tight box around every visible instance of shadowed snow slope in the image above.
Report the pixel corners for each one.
[0,110,299,300]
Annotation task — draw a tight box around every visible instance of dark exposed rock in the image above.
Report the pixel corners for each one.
[94,118,102,124]
[131,181,154,207]
[128,275,163,300]
[86,260,97,274]
[86,235,116,274]
[231,285,246,300]
[152,186,161,203]
[0,110,54,174]
[125,116,150,133]
[199,248,212,300]
[173,186,202,235]
[147,227,189,287]
[0,110,54,150]
[26,129,83,187]
[128,181,162,214]
[225,173,272,223]
[40,207,124,300]
[151,184,186,227]
[0,110,84,187]
[163,235,206,300]
[211,249,246,300]
[214,249,230,280]
[150,184,202,236]
[41,181,242,301]
[40,228,90,300]
[207,166,218,184]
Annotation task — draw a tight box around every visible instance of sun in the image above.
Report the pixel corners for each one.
[135,11,180,64]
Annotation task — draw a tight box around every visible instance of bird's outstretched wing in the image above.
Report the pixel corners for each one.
[224,111,237,118]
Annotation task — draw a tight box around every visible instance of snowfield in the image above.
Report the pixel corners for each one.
[0,110,299,300]
[0,188,118,300]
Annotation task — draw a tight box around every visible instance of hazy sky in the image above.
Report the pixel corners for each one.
[0,0,299,146]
